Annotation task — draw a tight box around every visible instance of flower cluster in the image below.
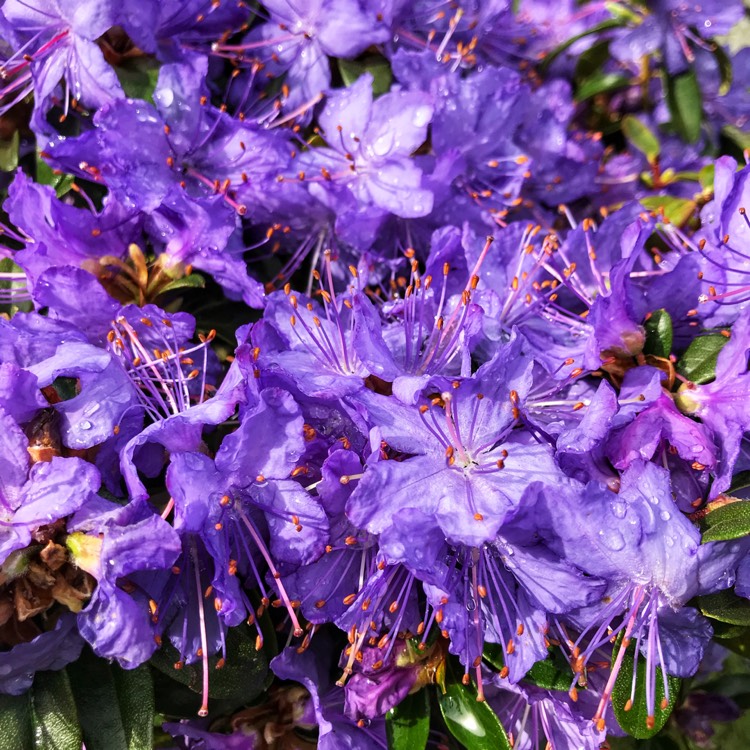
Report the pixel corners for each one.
[2,1,750,748]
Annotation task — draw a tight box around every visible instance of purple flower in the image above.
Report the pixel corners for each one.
[44,55,291,305]
[271,640,387,750]
[345,343,564,547]
[0,0,124,130]
[217,0,392,120]
[677,309,750,495]
[0,613,84,695]
[487,678,606,750]
[68,502,181,667]
[610,0,743,75]
[538,461,712,731]
[3,170,139,293]
[295,73,434,219]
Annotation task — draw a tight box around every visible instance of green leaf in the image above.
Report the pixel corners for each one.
[338,56,393,97]
[36,155,75,198]
[717,628,750,658]
[611,640,680,739]
[699,590,750,626]
[158,273,206,295]
[700,500,750,543]
[50,376,79,402]
[31,670,82,750]
[540,19,624,72]
[640,195,697,226]
[438,660,511,750]
[386,689,430,750]
[666,69,703,143]
[643,309,673,359]
[150,623,269,710]
[698,163,715,191]
[711,43,733,96]
[604,1,642,24]
[113,663,155,750]
[524,655,574,692]
[482,643,505,672]
[724,124,750,152]
[68,649,154,750]
[676,333,728,384]
[710,620,750,640]
[0,692,33,750]
[621,115,660,163]
[576,71,629,101]
[0,130,19,172]
[115,57,161,103]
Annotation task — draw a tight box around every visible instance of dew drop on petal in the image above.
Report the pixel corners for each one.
[598,528,625,551]
[611,501,627,519]
[158,88,175,107]
[412,105,432,128]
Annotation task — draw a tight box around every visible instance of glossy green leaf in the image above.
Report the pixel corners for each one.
[640,195,696,227]
[68,649,154,750]
[31,670,82,750]
[116,57,161,103]
[700,500,750,543]
[676,333,728,384]
[698,163,715,191]
[338,56,393,96]
[611,641,680,739]
[386,689,430,750]
[622,115,660,163]
[113,663,155,750]
[36,156,74,198]
[712,43,733,96]
[150,623,269,710]
[438,660,511,750]
[482,643,504,672]
[524,655,574,692]
[717,628,750,657]
[710,620,750,640]
[158,273,206,295]
[0,130,19,172]
[699,590,750,626]
[604,2,641,23]
[0,692,33,750]
[643,309,673,359]
[666,69,702,143]
[576,71,629,101]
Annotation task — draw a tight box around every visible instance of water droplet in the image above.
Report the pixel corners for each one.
[648,495,659,505]
[371,131,394,157]
[598,528,625,551]
[704,20,712,28]
[157,88,174,107]
[466,596,477,612]
[611,501,627,519]
[79,420,92,430]
[660,510,671,521]
[412,105,432,128]
[665,536,675,548]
